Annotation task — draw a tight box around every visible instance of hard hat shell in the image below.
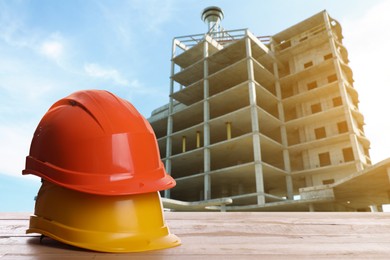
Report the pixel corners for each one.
[27,181,180,253]
[23,90,175,195]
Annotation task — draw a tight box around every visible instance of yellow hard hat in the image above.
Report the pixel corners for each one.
[27,181,180,253]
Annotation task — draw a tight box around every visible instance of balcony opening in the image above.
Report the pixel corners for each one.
[324,53,333,60]
[322,179,335,185]
[314,127,326,139]
[332,96,343,107]
[337,121,348,134]
[342,147,354,162]
[311,103,322,114]
[327,74,338,83]
[319,152,331,167]
[304,61,313,69]
[307,81,318,90]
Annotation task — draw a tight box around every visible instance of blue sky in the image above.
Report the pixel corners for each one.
[1,0,390,211]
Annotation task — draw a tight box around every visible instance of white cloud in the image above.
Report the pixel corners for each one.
[0,2,68,66]
[0,6,68,67]
[39,36,64,61]
[84,63,129,86]
[341,0,390,163]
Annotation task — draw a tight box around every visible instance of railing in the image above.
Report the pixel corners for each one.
[174,28,271,50]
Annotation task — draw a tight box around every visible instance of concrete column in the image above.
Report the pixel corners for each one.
[182,136,186,153]
[323,11,363,172]
[164,40,178,199]
[285,174,294,200]
[203,40,211,200]
[245,34,265,205]
[196,131,201,148]
[226,122,232,140]
[165,115,172,198]
[271,39,293,200]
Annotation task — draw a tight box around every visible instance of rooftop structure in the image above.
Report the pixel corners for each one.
[148,9,390,211]
[201,6,224,34]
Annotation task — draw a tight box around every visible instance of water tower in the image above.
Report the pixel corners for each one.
[201,6,224,33]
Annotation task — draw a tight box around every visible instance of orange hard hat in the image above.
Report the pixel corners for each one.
[28,181,180,252]
[23,90,175,195]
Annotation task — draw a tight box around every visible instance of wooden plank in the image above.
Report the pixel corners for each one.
[1,212,390,259]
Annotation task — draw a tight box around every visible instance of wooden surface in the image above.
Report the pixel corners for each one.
[1,212,390,259]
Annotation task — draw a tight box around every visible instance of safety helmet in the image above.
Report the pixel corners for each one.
[28,181,180,252]
[23,90,175,195]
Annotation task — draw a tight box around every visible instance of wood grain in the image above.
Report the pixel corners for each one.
[1,212,390,259]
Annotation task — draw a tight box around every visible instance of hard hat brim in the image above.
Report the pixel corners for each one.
[28,182,181,252]
[23,156,175,195]
[27,216,180,253]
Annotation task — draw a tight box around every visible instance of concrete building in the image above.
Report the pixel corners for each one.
[148,8,390,211]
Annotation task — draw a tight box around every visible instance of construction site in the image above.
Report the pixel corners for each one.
[148,7,390,212]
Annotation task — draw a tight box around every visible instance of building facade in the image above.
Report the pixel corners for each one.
[148,9,389,211]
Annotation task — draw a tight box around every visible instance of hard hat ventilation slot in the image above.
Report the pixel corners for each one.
[69,100,77,106]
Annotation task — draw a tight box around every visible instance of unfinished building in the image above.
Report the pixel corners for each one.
[148,8,390,211]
